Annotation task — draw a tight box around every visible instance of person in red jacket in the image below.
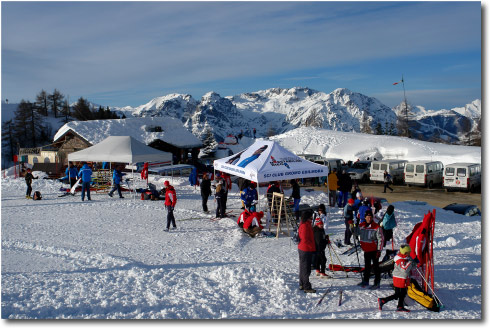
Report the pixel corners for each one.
[351,209,383,289]
[378,244,415,312]
[298,210,316,293]
[164,181,177,231]
[243,211,264,237]
[237,209,252,229]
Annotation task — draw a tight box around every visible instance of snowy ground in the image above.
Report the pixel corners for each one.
[1,173,482,320]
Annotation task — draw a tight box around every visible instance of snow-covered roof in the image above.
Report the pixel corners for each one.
[53,117,202,148]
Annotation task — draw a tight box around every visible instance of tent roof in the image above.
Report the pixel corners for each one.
[68,136,172,164]
[213,140,328,183]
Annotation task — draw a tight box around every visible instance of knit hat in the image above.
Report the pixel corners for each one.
[164,181,170,186]
[314,217,323,226]
[400,244,411,255]
[348,198,355,205]
[365,209,373,218]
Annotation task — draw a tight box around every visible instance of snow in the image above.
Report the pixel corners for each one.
[1,128,482,320]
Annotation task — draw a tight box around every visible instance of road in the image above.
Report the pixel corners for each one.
[308,183,482,210]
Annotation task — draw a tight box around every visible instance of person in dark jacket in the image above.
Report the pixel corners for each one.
[78,162,93,201]
[266,181,281,211]
[298,210,316,293]
[291,179,301,221]
[337,170,352,208]
[24,168,38,199]
[214,179,226,219]
[343,198,355,245]
[241,182,258,211]
[313,217,329,277]
[383,170,394,193]
[200,173,212,213]
[380,205,397,248]
[237,178,251,209]
[108,165,126,198]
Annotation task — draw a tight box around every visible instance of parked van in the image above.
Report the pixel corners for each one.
[443,163,481,193]
[404,161,444,188]
[298,154,342,173]
[370,159,407,184]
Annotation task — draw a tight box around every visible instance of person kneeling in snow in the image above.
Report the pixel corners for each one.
[378,244,415,312]
[237,209,252,229]
[243,211,264,237]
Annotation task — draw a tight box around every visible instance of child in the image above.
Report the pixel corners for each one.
[380,205,397,248]
[24,168,38,199]
[313,217,328,277]
[378,244,415,312]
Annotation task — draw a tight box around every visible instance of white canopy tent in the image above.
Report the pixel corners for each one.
[214,140,329,215]
[68,136,173,198]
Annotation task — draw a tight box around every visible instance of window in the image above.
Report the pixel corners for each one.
[445,167,455,176]
[457,168,467,177]
[381,164,388,171]
[406,164,414,173]
[373,163,380,170]
[416,165,425,173]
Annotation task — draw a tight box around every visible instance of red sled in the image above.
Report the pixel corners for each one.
[328,264,364,273]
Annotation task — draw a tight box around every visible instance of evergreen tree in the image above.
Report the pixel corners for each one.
[60,98,71,124]
[35,90,49,116]
[267,125,277,137]
[71,97,93,121]
[13,100,45,147]
[201,127,218,157]
[389,122,396,136]
[1,119,16,162]
[48,89,64,118]
[375,122,383,135]
[360,111,372,134]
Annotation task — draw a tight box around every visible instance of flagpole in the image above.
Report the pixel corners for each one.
[401,75,410,138]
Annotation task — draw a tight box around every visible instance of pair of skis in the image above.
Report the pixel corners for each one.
[316,287,343,306]
[58,178,82,197]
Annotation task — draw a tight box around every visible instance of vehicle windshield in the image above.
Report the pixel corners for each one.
[352,162,368,169]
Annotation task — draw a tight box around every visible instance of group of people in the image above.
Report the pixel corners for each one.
[297,204,414,312]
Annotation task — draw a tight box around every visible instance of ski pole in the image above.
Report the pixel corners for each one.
[414,266,444,308]
[352,234,363,278]
[328,242,348,278]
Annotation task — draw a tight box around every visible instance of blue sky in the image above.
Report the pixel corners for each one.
[1,1,481,109]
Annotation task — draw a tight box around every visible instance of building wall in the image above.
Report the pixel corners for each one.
[28,151,58,165]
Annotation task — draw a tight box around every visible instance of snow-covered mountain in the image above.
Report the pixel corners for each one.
[115,87,399,142]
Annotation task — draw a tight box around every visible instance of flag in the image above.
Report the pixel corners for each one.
[393,78,404,85]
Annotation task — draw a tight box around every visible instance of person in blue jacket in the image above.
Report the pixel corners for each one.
[78,162,93,201]
[65,163,79,188]
[380,205,397,247]
[241,182,258,211]
[108,165,126,198]
[237,145,268,168]
[357,198,371,225]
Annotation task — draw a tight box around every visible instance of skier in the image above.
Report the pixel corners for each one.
[291,179,301,221]
[200,173,212,213]
[327,168,338,207]
[298,210,316,293]
[313,216,329,277]
[243,211,264,237]
[237,208,252,229]
[378,244,415,312]
[108,165,126,198]
[266,181,281,212]
[357,198,371,225]
[65,163,78,188]
[383,170,394,193]
[214,179,226,219]
[241,182,258,211]
[237,145,268,168]
[78,162,93,201]
[351,209,383,289]
[164,180,177,231]
[343,198,355,245]
[380,205,397,248]
[24,168,38,199]
[337,170,352,208]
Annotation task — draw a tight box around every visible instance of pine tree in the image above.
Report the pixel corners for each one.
[360,112,372,134]
[35,90,49,116]
[13,100,45,147]
[60,98,71,123]
[375,122,383,135]
[201,127,218,157]
[71,97,93,121]
[1,119,16,163]
[48,89,64,118]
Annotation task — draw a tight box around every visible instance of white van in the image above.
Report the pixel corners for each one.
[404,161,444,188]
[370,159,407,184]
[443,163,481,193]
[298,155,342,173]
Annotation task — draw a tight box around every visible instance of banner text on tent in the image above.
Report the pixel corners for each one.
[263,168,325,179]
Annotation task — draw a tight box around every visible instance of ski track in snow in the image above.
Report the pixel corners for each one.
[1,176,482,319]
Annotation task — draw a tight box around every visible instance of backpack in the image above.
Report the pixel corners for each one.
[33,191,42,200]
[292,228,301,245]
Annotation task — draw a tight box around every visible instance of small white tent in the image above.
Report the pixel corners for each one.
[213,140,328,183]
[68,136,172,164]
